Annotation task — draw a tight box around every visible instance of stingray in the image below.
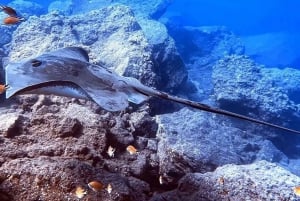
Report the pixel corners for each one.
[4,47,300,134]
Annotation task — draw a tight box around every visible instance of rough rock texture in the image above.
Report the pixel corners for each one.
[138,19,188,92]
[9,4,188,92]
[71,0,172,19]
[0,113,21,138]
[0,157,150,201]
[2,95,297,200]
[166,26,244,63]
[48,0,73,15]
[0,95,159,201]
[163,25,245,99]
[2,2,300,200]
[150,160,300,201]
[212,55,300,158]
[116,0,172,19]
[261,67,300,105]
[212,55,300,127]
[155,107,288,185]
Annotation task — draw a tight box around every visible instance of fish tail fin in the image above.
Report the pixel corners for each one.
[134,86,300,135]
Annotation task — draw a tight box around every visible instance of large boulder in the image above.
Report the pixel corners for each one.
[0,96,158,200]
[212,55,300,158]
[9,5,188,92]
[138,19,188,92]
[0,157,150,201]
[165,26,244,63]
[261,67,300,105]
[212,55,300,126]
[48,0,73,15]
[155,107,288,185]
[150,160,300,201]
[163,25,245,99]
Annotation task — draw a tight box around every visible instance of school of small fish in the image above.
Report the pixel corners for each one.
[0,5,25,25]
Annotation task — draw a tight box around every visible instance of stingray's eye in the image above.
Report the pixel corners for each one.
[31,59,42,67]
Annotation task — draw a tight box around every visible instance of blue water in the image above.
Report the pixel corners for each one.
[165,0,300,68]
[167,0,300,35]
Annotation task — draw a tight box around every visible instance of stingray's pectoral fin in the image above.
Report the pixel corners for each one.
[82,86,129,111]
[88,89,149,111]
[126,88,149,105]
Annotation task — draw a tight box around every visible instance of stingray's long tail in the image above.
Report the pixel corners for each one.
[134,86,300,135]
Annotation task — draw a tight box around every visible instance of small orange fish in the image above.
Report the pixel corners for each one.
[126,145,138,155]
[3,16,24,25]
[0,84,9,94]
[0,5,17,17]
[294,186,300,196]
[88,180,104,192]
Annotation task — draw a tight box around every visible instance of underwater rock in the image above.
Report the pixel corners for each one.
[261,67,300,105]
[109,123,134,146]
[166,25,244,63]
[129,110,158,138]
[0,101,156,200]
[71,0,172,19]
[0,102,109,160]
[71,0,112,15]
[138,19,189,92]
[0,157,150,201]
[52,117,82,138]
[48,0,73,15]
[116,0,172,19]
[0,113,21,138]
[156,107,288,185]
[163,25,245,99]
[9,4,187,92]
[150,160,300,201]
[104,153,148,178]
[212,55,300,127]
